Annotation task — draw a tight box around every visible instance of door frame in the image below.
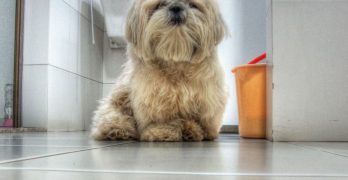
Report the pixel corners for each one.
[13,0,24,128]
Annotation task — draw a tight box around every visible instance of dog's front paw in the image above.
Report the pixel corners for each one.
[203,130,219,141]
[140,124,182,142]
[182,120,204,141]
[91,118,138,141]
[106,128,137,140]
[92,126,137,141]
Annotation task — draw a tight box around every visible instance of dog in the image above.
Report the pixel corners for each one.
[91,0,227,141]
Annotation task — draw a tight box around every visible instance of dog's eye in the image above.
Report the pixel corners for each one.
[189,2,198,9]
[154,2,166,11]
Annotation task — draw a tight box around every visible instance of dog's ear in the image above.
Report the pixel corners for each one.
[214,12,227,45]
[213,7,227,45]
[125,0,142,46]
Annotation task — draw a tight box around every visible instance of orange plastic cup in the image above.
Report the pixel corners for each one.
[232,64,266,138]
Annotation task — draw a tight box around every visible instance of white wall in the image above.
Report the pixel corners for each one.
[218,0,267,125]
[101,0,268,126]
[268,0,348,141]
[102,34,127,97]
[22,0,104,131]
[0,0,16,120]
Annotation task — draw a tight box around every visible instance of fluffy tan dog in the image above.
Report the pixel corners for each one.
[91,0,227,141]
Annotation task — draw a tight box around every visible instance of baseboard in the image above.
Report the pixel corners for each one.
[220,125,239,134]
[0,128,47,133]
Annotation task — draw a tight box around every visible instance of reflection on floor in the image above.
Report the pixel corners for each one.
[0,132,347,180]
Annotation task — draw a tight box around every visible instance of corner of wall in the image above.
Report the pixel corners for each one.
[266,0,274,141]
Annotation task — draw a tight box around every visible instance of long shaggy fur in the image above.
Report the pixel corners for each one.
[92,0,228,141]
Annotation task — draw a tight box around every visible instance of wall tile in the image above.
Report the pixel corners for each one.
[22,0,104,131]
[80,78,102,130]
[63,0,105,31]
[23,0,50,65]
[22,65,48,128]
[68,5,80,74]
[77,16,103,83]
[103,33,127,84]
[49,0,103,82]
[47,65,102,131]
[47,66,78,131]
[40,65,102,131]
[89,25,104,82]
[62,0,78,10]
[102,84,114,97]
[49,0,77,73]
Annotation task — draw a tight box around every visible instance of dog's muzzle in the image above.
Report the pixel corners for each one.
[169,5,185,25]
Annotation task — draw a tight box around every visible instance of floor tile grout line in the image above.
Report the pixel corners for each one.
[288,142,348,158]
[1,168,348,178]
[0,142,135,165]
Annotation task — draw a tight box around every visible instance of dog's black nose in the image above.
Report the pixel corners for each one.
[169,5,185,25]
[169,6,183,14]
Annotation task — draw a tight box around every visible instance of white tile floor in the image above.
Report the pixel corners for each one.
[0,132,347,179]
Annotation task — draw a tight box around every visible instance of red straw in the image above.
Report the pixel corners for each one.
[248,53,266,64]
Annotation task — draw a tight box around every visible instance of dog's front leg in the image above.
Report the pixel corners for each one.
[91,86,138,140]
[199,107,225,141]
[138,118,183,142]
[201,113,223,140]
[182,119,204,141]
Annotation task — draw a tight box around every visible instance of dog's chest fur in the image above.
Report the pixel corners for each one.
[130,60,223,121]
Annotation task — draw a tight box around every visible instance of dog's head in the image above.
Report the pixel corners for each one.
[126,0,226,63]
